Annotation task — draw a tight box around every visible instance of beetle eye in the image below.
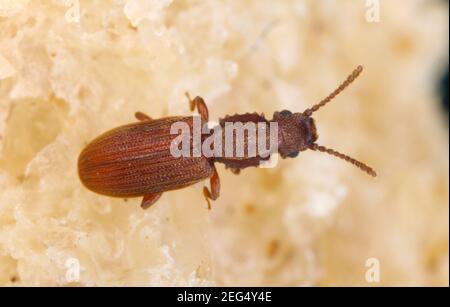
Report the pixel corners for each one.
[287,151,299,158]
[279,110,292,116]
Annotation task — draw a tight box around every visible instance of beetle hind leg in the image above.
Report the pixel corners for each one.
[203,167,220,210]
[141,192,163,209]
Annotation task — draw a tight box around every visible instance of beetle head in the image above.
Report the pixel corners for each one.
[272,65,377,177]
[273,111,318,159]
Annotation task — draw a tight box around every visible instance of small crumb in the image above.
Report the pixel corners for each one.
[266,239,280,258]
[78,87,89,100]
[128,22,138,31]
[394,33,415,56]
[195,264,205,278]
[108,31,120,41]
[244,203,256,215]
[10,275,18,283]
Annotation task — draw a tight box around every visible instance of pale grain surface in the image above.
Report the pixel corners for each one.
[0,0,448,286]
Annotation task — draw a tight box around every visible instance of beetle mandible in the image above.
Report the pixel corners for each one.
[78,65,376,209]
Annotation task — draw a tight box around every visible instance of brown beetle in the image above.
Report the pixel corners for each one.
[78,66,376,209]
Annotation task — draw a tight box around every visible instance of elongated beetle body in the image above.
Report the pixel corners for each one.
[78,66,376,209]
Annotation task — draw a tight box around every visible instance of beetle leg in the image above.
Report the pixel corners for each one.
[203,167,220,210]
[141,192,162,209]
[185,92,209,122]
[135,112,152,122]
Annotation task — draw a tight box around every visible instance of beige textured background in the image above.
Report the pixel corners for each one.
[0,0,448,286]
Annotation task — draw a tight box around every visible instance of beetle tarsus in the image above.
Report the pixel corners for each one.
[203,187,212,210]
[203,167,220,209]
[141,192,163,209]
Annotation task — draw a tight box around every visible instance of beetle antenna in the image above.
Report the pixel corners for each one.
[303,65,364,117]
[310,143,377,177]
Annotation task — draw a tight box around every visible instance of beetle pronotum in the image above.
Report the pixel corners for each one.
[78,65,376,209]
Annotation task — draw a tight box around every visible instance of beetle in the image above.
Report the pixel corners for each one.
[78,65,376,209]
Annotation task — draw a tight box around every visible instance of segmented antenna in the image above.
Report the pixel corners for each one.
[310,143,377,177]
[303,65,364,117]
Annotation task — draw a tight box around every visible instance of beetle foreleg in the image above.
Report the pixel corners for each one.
[135,112,152,122]
[185,92,209,122]
[141,192,163,209]
[203,167,220,210]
